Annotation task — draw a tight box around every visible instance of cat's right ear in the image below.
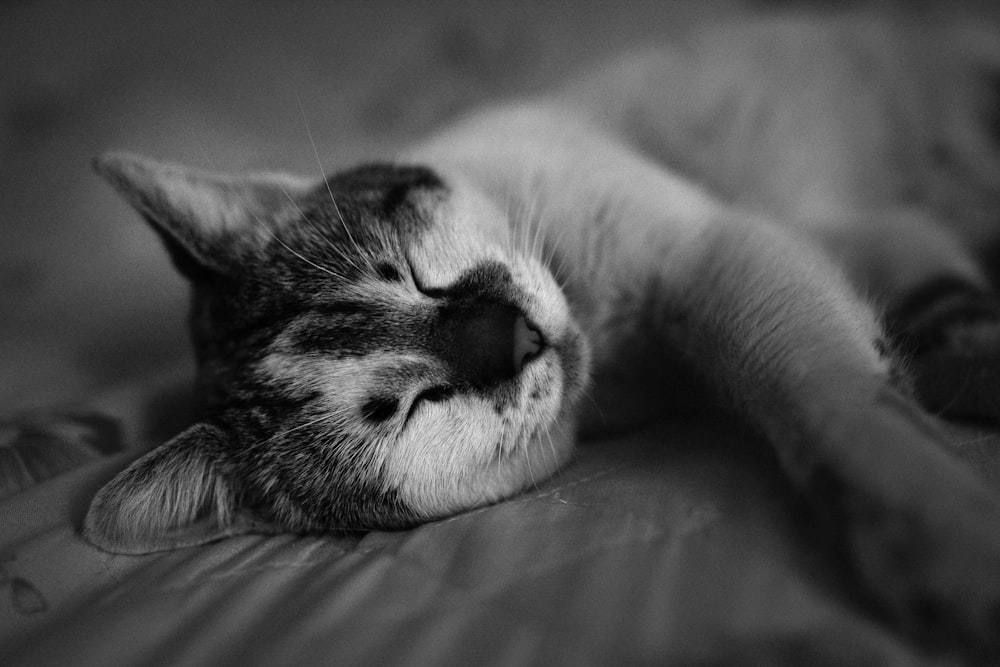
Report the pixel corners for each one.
[92,152,313,280]
[83,422,279,554]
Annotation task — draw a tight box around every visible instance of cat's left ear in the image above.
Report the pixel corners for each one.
[92,152,313,279]
[83,423,280,554]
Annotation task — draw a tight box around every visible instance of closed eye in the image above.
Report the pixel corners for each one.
[405,385,456,423]
[405,256,447,298]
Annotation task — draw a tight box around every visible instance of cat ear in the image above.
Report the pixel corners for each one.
[83,423,279,554]
[92,152,313,279]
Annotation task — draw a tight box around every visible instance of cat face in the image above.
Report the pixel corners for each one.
[83,154,589,553]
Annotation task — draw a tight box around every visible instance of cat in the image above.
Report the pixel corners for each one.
[85,11,1000,660]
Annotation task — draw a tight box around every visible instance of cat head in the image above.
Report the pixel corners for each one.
[84,153,589,553]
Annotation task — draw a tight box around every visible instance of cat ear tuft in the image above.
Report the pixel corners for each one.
[83,423,277,554]
[92,152,313,279]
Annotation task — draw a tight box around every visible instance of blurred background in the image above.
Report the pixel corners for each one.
[0,0,979,414]
[0,0,750,413]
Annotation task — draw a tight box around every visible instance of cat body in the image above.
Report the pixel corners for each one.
[86,12,1000,660]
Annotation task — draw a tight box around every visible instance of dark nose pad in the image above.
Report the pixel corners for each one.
[435,302,544,388]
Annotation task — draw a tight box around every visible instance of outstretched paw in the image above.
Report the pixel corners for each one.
[887,277,1000,421]
[801,388,1000,663]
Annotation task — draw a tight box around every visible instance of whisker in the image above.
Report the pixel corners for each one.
[504,193,519,258]
[273,181,354,278]
[522,188,538,260]
[502,193,516,259]
[496,434,504,481]
[523,432,539,492]
[579,387,606,427]
[530,194,547,262]
[251,411,338,451]
[240,189,346,279]
[509,193,524,260]
[296,94,366,271]
[547,220,575,284]
[542,215,568,272]
[543,424,563,480]
[195,142,345,280]
[512,194,530,262]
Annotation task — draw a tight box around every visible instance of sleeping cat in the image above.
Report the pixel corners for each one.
[86,12,1000,659]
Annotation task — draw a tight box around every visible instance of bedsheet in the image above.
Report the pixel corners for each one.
[4,411,999,666]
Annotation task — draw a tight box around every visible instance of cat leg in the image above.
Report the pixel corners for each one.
[811,208,1000,422]
[665,215,1000,660]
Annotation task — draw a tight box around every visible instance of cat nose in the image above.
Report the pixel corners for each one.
[513,313,543,371]
[434,302,544,388]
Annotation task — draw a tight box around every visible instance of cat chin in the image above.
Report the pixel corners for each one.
[394,409,579,520]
